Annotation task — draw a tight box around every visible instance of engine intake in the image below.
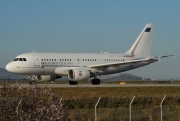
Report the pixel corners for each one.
[68,68,90,81]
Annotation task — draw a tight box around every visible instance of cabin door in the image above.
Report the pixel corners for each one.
[33,54,40,66]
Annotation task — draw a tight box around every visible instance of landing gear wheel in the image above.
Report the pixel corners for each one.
[29,80,35,85]
[69,81,78,85]
[91,79,101,85]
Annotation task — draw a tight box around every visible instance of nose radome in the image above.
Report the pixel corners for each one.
[6,63,10,72]
[6,63,13,72]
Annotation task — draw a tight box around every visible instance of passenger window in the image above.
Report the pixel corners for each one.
[23,58,26,61]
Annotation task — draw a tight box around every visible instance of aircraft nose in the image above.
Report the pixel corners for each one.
[6,62,14,72]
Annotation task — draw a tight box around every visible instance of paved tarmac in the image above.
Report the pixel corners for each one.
[4,83,180,88]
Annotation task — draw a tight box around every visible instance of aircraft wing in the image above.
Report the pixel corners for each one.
[88,55,174,69]
[88,58,157,69]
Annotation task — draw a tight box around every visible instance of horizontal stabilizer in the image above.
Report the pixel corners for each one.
[158,55,174,59]
[154,55,174,61]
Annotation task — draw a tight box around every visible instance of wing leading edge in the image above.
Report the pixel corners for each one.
[88,58,155,69]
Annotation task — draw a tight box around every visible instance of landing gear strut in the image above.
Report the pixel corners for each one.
[69,81,78,85]
[29,75,35,85]
[91,78,101,85]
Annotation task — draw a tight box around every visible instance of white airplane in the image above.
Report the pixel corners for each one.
[6,24,173,85]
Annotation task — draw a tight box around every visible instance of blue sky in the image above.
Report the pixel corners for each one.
[0,1,179,79]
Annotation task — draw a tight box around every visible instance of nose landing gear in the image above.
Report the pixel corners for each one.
[29,80,35,85]
[29,75,36,85]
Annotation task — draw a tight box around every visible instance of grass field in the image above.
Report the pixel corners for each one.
[51,86,180,98]
[50,86,180,120]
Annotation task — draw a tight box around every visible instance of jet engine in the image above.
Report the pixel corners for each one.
[36,75,62,81]
[68,68,90,81]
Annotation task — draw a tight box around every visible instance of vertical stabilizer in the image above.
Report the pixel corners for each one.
[125,24,154,56]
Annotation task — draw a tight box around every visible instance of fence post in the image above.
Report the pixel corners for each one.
[59,98,63,105]
[160,95,166,121]
[16,98,22,118]
[95,97,101,121]
[129,96,135,121]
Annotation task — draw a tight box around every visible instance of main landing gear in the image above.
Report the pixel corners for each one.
[68,78,101,85]
[69,81,78,85]
[91,78,101,85]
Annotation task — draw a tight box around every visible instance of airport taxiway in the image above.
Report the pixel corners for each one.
[4,84,180,88]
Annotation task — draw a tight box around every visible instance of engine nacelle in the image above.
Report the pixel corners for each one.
[68,68,90,81]
[36,75,62,81]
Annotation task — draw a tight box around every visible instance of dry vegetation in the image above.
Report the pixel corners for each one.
[0,82,68,121]
[1,82,180,120]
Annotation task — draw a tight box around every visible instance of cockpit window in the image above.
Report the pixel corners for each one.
[13,58,27,61]
[14,58,19,61]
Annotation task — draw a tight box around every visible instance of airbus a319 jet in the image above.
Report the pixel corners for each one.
[6,24,173,85]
